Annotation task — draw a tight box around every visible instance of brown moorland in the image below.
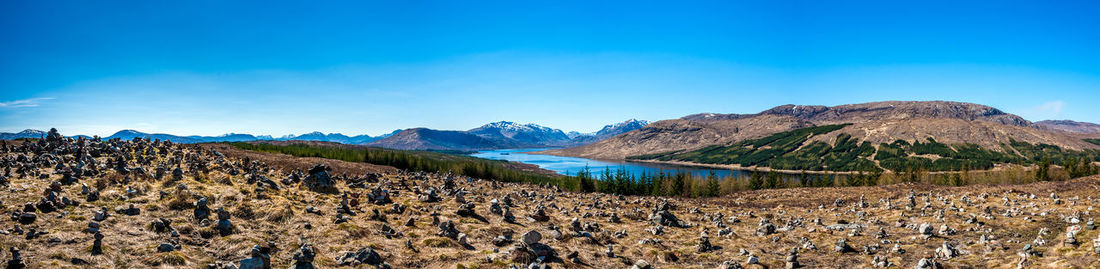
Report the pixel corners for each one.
[1,137,1098,268]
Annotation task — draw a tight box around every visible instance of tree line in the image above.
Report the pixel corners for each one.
[228,142,1099,199]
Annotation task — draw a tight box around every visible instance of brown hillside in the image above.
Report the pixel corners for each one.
[539,101,1098,160]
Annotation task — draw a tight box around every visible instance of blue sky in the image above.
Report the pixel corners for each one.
[2,1,1098,137]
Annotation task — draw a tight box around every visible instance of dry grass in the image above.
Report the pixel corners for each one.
[2,144,1099,268]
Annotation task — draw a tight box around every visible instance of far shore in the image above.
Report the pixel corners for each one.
[528,149,1043,175]
[629,159,1039,175]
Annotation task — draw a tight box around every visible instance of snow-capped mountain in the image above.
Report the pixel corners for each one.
[566,131,593,139]
[568,119,651,144]
[595,119,650,138]
[106,130,270,143]
[0,129,47,140]
[369,120,647,151]
[4,120,646,152]
[468,121,572,147]
[366,128,519,151]
[277,131,382,144]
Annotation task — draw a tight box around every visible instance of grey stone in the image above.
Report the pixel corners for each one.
[91,232,103,255]
[336,247,383,266]
[290,243,316,269]
[303,164,337,193]
[157,243,176,252]
[522,230,542,245]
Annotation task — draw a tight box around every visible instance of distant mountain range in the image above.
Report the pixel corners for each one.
[0,119,649,151]
[366,119,650,151]
[363,128,513,151]
[0,129,400,144]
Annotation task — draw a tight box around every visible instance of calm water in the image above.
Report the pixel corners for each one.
[470,148,753,179]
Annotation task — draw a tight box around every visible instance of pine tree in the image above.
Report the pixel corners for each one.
[765,170,780,189]
[578,166,595,193]
[1035,159,1051,182]
[651,171,666,196]
[748,169,763,190]
[672,172,687,196]
[705,171,720,197]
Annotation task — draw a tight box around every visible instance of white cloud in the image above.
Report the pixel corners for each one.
[1035,100,1065,118]
[0,97,54,108]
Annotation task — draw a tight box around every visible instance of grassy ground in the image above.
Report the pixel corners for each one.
[2,143,1099,268]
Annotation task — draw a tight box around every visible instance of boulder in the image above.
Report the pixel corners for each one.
[835,238,855,253]
[456,202,477,217]
[918,223,933,239]
[91,233,103,255]
[528,208,550,222]
[303,164,337,193]
[290,243,316,269]
[522,230,542,245]
[238,244,272,269]
[336,247,385,266]
[157,243,176,253]
[194,197,212,220]
[215,208,234,236]
[7,247,26,269]
[17,212,35,225]
[116,204,140,216]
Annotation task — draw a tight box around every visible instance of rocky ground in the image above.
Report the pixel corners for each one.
[2,130,1100,268]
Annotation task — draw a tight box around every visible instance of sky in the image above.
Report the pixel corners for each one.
[2,1,1098,137]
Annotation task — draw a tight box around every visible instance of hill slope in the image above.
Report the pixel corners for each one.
[1037,119,1100,134]
[541,101,1100,161]
[365,128,519,151]
[632,123,1099,172]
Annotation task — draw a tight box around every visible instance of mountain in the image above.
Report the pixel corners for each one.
[278,132,381,144]
[540,101,1100,161]
[568,119,651,145]
[468,121,572,147]
[105,130,389,144]
[363,120,649,151]
[103,130,266,143]
[365,128,518,151]
[565,131,591,139]
[108,130,200,143]
[378,129,402,139]
[193,133,269,142]
[3,128,391,144]
[6,121,636,151]
[1036,120,1100,134]
[596,119,650,138]
[0,129,47,140]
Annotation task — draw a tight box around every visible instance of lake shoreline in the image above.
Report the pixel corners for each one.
[627,159,862,175]
[533,149,1035,176]
[472,148,755,179]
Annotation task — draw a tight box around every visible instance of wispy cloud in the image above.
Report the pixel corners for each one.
[0,97,55,108]
[1035,100,1065,117]
[1019,100,1067,120]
